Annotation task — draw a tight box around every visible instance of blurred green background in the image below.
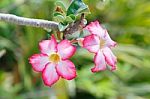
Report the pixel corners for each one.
[0,0,150,99]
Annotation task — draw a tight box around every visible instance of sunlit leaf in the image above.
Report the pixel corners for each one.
[53,15,65,22]
[67,0,90,16]
[68,14,76,20]
[65,16,74,23]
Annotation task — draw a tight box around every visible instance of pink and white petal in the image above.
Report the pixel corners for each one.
[29,54,49,72]
[91,50,106,72]
[57,40,76,60]
[83,34,100,53]
[39,35,57,55]
[56,60,76,80]
[104,30,117,47]
[42,63,60,86]
[85,20,105,38]
[102,47,117,71]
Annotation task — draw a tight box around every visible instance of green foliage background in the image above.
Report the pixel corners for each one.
[0,0,150,99]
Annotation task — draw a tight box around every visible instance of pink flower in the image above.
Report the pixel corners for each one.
[29,35,76,86]
[83,21,117,72]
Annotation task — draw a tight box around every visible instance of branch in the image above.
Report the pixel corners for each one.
[64,13,85,35]
[0,13,59,30]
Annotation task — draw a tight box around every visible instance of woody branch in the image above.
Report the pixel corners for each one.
[0,13,59,30]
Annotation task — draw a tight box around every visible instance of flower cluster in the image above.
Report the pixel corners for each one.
[83,21,117,72]
[29,20,117,86]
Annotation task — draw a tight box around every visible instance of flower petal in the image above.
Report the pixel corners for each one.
[83,34,100,53]
[57,40,76,60]
[91,50,106,72]
[56,60,76,80]
[85,20,105,38]
[42,63,60,86]
[29,54,49,72]
[102,47,117,71]
[104,30,117,47]
[39,35,57,55]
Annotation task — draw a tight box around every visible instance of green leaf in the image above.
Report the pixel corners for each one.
[77,4,90,15]
[47,33,51,39]
[53,15,65,22]
[58,23,69,31]
[67,0,90,16]
[65,14,76,23]
[65,16,74,23]
[68,14,76,20]
[53,12,64,17]
[55,1,67,11]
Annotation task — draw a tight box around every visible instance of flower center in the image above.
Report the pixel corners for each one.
[100,39,106,49]
[49,53,61,63]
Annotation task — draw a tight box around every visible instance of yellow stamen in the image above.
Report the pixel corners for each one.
[100,39,106,48]
[49,53,61,63]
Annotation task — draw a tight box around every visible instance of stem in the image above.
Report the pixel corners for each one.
[0,13,59,30]
[64,13,85,35]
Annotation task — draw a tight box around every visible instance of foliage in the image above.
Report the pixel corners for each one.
[0,0,150,99]
[54,0,89,32]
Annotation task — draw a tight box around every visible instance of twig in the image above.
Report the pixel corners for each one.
[0,13,59,30]
[64,13,85,35]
